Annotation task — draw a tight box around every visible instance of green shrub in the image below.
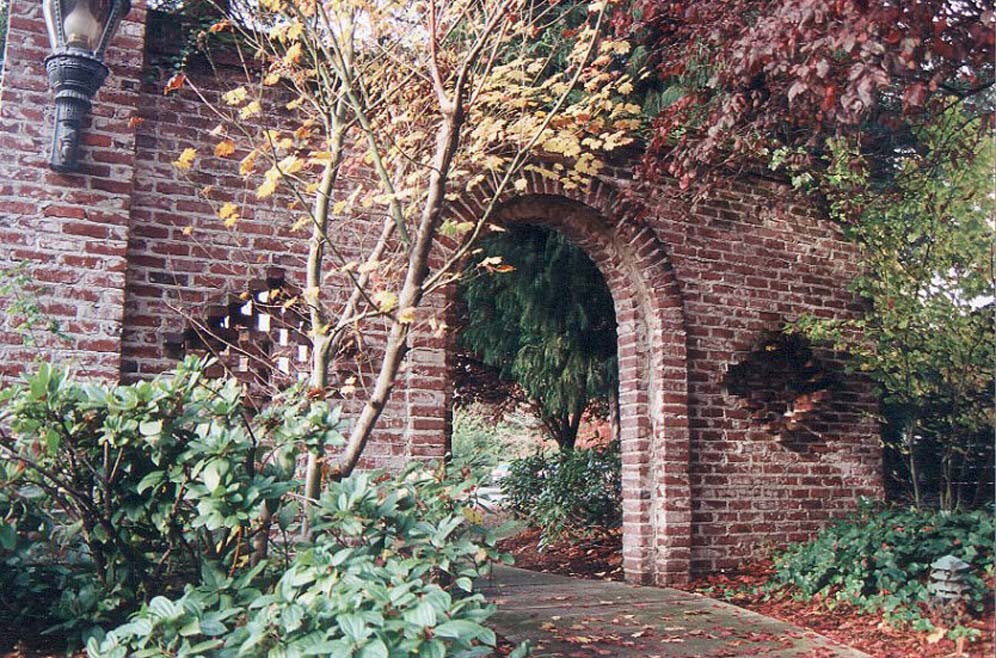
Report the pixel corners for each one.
[0,358,343,644]
[768,502,995,628]
[501,442,621,547]
[89,462,513,658]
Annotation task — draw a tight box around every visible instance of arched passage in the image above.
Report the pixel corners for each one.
[446,181,692,586]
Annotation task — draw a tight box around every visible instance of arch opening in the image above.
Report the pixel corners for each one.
[446,191,691,585]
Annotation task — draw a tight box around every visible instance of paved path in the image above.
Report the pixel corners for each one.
[481,566,870,658]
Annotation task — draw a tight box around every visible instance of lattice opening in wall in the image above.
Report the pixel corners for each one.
[163,268,311,395]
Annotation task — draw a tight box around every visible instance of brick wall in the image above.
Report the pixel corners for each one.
[0,4,882,585]
[120,56,448,469]
[0,0,147,381]
[451,169,882,585]
[648,179,882,574]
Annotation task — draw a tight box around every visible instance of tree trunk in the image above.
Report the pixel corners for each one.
[330,103,465,478]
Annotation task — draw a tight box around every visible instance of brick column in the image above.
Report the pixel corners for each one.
[0,0,147,382]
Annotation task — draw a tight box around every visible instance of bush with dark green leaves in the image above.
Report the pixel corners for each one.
[0,359,518,656]
[0,358,341,643]
[89,463,516,658]
[501,442,621,547]
[768,502,995,628]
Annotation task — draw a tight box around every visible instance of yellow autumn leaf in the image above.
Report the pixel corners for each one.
[925,626,947,644]
[239,100,262,120]
[222,86,248,106]
[398,307,416,324]
[374,291,398,313]
[358,260,380,274]
[278,155,304,174]
[173,148,197,171]
[513,178,528,193]
[462,507,484,524]
[284,42,303,65]
[256,175,279,199]
[263,72,281,86]
[214,140,236,158]
[602,131,633,151]
[218,202,240,228]
[239,150,258,177]
[617,81,634,95]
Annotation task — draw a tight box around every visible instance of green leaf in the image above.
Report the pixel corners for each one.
[338,614,369,641]
[433,619,485,640]
[358,639,388,658]
[404,600,437,627]
[0,523,17,550]
[136,471,164,494]
[148,596,180,621]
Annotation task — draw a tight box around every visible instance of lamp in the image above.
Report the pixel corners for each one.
[42,0,131,172]
[927,554,970,605]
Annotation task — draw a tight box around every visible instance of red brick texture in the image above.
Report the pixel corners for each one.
[0,0,147,381]
[0,2,882,585]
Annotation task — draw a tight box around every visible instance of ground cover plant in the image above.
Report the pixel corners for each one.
[0,360,514,657]
[688,503,995,657]
[768,502,994,630]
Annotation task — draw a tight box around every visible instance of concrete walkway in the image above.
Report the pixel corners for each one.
[481,566,870,658]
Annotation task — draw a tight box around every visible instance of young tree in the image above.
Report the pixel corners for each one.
[167,0,642,504]
[457,224,618,450]
[794,116,994,511]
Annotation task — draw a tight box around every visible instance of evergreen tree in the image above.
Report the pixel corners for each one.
[458,225,618,450]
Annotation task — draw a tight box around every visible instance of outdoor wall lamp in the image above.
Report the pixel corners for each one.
[42,0,131,172]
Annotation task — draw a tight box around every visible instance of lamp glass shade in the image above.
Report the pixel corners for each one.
[42,0,115,52]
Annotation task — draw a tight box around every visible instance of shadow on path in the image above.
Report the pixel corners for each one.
[481,566,870,658]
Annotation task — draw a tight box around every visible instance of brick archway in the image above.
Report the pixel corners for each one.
[447,182,692,586]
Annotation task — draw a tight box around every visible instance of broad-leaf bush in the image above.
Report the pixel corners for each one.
[0,358,343,643]
[0,359,513,655]
[90,462,511,658]
[501,442,620,547]
[768,502,995,628]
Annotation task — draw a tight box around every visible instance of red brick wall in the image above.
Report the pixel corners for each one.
[120,59,448,469]
[0,0,147,381]
[0,3,882,584]
[451,170,882,585]
[648,180,882,575]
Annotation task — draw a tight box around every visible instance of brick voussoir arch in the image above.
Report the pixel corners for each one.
[446,172,692,586]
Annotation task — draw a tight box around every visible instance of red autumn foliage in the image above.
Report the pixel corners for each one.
[618,0,995,188]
